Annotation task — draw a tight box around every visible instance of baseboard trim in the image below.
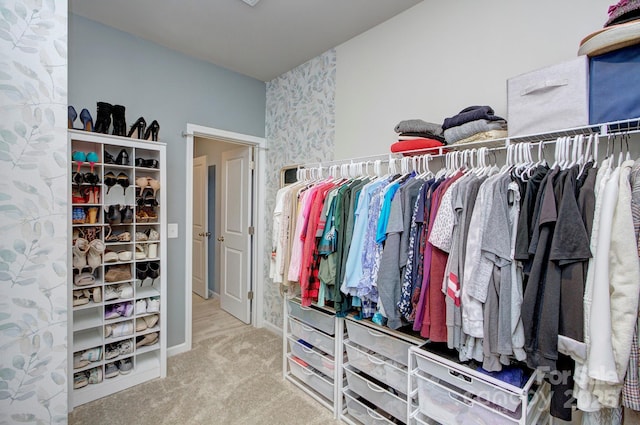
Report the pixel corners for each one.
[167,342,190,358]
[262,320,282,338]
[208,290,220,299]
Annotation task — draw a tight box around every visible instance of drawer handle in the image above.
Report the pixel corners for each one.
[366,407,385,420]
[301,367,315,376]
[449,391,473,407]
[366,353,386,365]
[449,369,473,384]
[300,323,315,332]
[366,329,385,338]
[366,381,385,393]
[299,345,314,354]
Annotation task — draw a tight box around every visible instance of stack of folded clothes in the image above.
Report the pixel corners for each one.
[442,105,508,145]
[391,119,446,154]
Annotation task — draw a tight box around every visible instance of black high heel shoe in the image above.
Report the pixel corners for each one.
[106,204,122,225]
[104,172,117,194]
[111,105,126,137]
[136,263,148,281]
[115,149,129,166]
[116,172,130,196]
[104,150,116,164]
[147,261,160,285]
[144,120,160,142]
[127,117,146,139]
[94,102,112,134]
[121,205,134,224]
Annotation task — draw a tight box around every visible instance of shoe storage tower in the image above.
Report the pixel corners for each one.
[67,129,167,407]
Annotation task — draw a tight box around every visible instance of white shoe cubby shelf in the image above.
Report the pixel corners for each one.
[67,129,167,408]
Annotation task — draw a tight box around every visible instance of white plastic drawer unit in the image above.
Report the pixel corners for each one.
[287,299,335,336]
[289,317,335,356]
[346,320,414,366]
[417,374,522,425]
[345,340,410,394]
[345,365,407,423]
[287,355,334,401]
[415,353,522,412]
[416,350,535,412]
[344,389,397,425]
[288,336,336,378]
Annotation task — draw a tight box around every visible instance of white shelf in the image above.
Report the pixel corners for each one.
[68,130,167,409]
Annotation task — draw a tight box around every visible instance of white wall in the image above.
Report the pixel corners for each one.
[335,0,612,159]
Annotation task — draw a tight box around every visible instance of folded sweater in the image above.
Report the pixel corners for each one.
[444,119,507,144]
[394,119,443,136]
[442,105,505,130]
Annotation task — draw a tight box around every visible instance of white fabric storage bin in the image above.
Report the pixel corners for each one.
[345,340,410,394]
[288,337,335,378]
[345,365,407,423]
[287,355,333,401]
[344,389,397,425]
[415,351,521,413]
[287,299,334,335]
[345,320,413,366]
[289,317,335,356]
[417,374,519,425]
[507,56,589,136]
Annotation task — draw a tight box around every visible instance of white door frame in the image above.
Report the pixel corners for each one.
[183,123,266,354]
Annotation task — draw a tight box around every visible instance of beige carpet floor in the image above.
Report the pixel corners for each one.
[70,296,341,425]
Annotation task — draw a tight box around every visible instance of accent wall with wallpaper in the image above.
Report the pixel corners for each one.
[0,0,69,421]
[263,49,336,328]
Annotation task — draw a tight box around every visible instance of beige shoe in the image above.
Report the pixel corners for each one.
[136,332,158,348]
[92,287,102,303]
[143,314,159,329]
[136,318,147,332]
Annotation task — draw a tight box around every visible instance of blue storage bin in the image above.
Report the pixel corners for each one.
[589,43,640,124]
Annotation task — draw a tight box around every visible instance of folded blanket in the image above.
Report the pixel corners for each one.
[444,119,507,144]
[442,105,505,130]
[394,119,443,136]
[452,129,508,145]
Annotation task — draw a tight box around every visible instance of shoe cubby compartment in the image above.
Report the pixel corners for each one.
[343,389,398,425]
[289,317,336,356]
[287,299,335,335]
[104,282,134,302]
[104,319,134,343]
[287,355,335,401]
[73,307,103,332]
[345,320,413,367]
[134,148,160,169]
[345,340,410,394]
[344,365,408,423]
[104,263,133,284]
[135,331,160,355]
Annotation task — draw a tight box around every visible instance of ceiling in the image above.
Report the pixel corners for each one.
[69,0,422,82]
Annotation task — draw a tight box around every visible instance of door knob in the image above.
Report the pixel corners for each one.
[198,232,204,237]
[217,236,225,242]
[205,232,211,238]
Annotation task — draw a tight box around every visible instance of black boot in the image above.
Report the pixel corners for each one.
[111,105,127,137]
[94,102,112,134]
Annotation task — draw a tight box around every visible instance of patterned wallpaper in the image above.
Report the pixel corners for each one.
[263,49,336,328]
[0,0,69,422]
